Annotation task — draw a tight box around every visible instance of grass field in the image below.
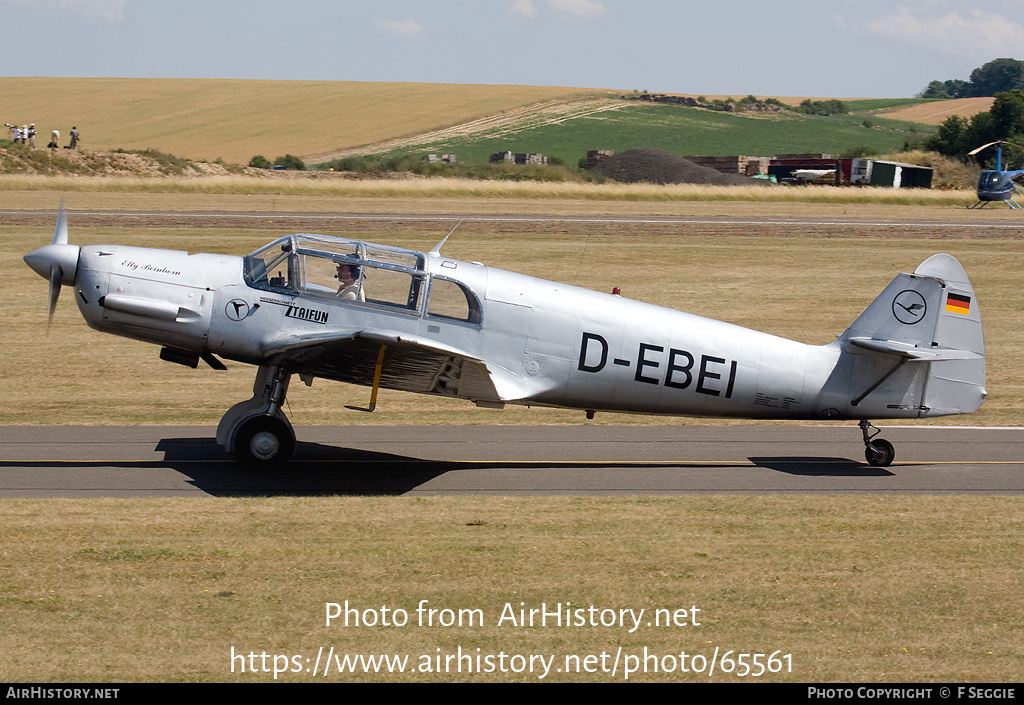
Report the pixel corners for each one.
[2,495,1022,682]
[0,77,597,164]
[1,77,970,170]
[4,183,1023,684]
[376,101,935,167]
[0,172,982,205]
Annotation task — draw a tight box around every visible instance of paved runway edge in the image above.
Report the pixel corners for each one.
[1,425,1022,496]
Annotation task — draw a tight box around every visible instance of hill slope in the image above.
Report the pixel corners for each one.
[877,97,995,125]
[2,78,994,169]
[304,96,628,163]
[0,77,598,164]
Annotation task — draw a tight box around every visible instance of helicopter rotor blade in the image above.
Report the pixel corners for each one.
[967,141,1002,156]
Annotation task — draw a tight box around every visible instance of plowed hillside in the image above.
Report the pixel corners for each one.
[0,77,601,164]
[878,97,995,125]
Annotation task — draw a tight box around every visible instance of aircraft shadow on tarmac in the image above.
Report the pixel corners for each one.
[155,437,453,496]
[747,457,895,478]
[145,437,893,496]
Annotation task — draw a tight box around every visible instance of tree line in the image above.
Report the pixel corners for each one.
[919,58,1024,99]
[925,90,1024,168]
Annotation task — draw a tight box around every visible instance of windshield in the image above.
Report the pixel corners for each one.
[979,172,1010,191]
[244,234,427,312]
[244,237,294,290]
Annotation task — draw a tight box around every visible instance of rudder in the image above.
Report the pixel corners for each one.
[838,254,985,418]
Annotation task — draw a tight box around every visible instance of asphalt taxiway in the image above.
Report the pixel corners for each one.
[1,425,1021,497]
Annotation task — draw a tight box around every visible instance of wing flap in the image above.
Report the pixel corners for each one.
[262,328,536,402]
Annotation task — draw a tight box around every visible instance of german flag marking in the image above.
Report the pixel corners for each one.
[946,292,971,315]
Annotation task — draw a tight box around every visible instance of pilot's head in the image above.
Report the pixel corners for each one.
[335,261,360,284]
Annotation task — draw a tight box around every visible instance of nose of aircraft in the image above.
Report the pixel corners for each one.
[25,206,81,326]
[24,243,81,285]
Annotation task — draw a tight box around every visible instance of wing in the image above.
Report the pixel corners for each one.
[261,328,541,404]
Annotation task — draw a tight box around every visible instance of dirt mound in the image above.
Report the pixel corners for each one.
[595,148,767,186]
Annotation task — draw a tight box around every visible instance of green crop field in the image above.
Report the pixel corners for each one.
[375,101,934,167]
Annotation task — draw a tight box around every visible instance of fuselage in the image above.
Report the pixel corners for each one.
[25,226,985,467]
[66,234,861,422]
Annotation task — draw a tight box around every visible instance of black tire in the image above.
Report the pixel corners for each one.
[235,416,295,468]
[864,439,895,467]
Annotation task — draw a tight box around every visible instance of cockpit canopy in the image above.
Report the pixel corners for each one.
[977,170,1013,195]
[243,234,481,323]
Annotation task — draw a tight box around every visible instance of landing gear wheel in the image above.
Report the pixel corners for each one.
[235,416,295,468]
[865,439,895,467]
[859,419,896,467]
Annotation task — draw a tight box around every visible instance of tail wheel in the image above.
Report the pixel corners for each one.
[235,416,295,468]
[865,439,895,467]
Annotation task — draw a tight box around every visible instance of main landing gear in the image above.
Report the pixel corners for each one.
[217,365,296,467]
[859,419,895,467]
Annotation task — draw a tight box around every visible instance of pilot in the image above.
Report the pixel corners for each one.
[336,260,365,301]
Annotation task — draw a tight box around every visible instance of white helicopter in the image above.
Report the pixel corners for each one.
[24,208,986,468]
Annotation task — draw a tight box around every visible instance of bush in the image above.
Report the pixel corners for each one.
[249,155,271,169]
[111,148,193,175]
[273,154,306,171]
[794,99,849,116]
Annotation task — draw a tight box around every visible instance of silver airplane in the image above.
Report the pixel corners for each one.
[24,209,986,468]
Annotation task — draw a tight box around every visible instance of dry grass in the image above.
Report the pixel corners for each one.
[1,495,1021,682]
[0,172,980,205]
[0,77,598,164]
[4,188,1024,684]
[878,97,996,126]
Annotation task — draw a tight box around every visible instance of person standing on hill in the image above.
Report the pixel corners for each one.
[69,126,79,149]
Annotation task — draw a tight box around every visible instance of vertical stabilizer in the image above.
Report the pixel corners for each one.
[838,254,985,418]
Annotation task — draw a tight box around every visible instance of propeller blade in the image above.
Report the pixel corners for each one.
[53,205,68,245]
[24,205,79,330]
[47,264,62,329]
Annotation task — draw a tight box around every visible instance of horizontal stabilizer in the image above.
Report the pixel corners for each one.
[848,337,982,361]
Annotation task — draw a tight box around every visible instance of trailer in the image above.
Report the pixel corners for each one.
[849,158,933,188]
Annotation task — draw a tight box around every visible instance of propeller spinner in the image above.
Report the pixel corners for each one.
[23,207,81,326]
